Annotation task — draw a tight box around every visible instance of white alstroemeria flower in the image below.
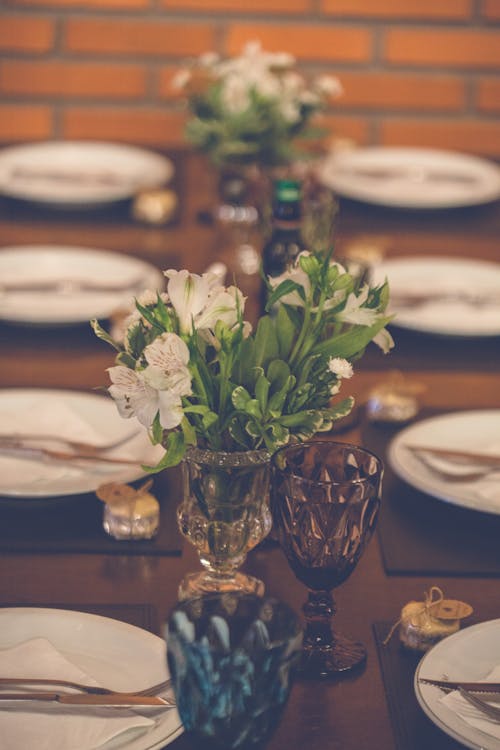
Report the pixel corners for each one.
[137,289,169,307]
[107,366,160,429]
[171,69,191,90]
[337,285,380,326]
[222,74,251,114]
[165,269,210,334]
[315,75,343,99]
[199,51,219,68]
[196,286,244,331]
[372,328,394,354]
[143,333,192,397]
[280,99,301,123]
[328,357,353,379]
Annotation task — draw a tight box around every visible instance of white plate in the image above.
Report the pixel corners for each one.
[0,245,164,325]
[0,607,182,750]
[319,147,500,209]
[371,256,500,337]
[0,141,174,207]
[388,409,500,515]
[0,388,165,499]
[415,619,500,750]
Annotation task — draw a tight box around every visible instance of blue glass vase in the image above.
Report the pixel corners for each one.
[165,592,302,749]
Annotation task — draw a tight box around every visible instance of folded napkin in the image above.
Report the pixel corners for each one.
[440,665,500,741]
[0,637,154,750]
[414,445,500,509]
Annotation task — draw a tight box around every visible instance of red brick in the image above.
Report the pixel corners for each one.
[381,119,500,158]
[482,0,500,20]
[63,108,186,146]
[9,0,148,7]
[64,19,215,56]
[163,0,309,11]
[0,16,54,52]
[321,0,471,20]
[318,114,369,147]
[385,30,500,68]
[0,106,52,142]
[338,72,464,111]
[226,25,372,63]
[476,79,500,112]
[0,62,147,99]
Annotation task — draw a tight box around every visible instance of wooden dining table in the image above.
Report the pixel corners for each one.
[0,147,499,750]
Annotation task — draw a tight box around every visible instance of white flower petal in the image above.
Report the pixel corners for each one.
[166,270,209,334]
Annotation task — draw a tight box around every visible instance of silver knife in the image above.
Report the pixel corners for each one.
[0,691,174,707]
[419,678,500,694]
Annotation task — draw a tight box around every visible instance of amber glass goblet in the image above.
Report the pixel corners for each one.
[271,441,383,678]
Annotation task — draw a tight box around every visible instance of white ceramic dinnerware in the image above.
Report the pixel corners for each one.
[415,618,500,750]
[319,147,500,209]
[0,607,182,750]
[0,245,164,326]
[388,409,500,515]
[370,256,500,337]
[0,388,164,499]
[0,141,174,207]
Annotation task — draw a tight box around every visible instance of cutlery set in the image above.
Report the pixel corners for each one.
[406,445,500,482]
[420,678,500,723]
[0,432,141,466]
[0,677,175,708]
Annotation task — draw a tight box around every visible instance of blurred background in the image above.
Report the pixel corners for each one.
[1,0,499,158]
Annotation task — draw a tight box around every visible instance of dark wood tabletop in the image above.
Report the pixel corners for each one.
[0,149,499,750]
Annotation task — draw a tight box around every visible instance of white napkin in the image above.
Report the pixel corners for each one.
[413,444,500,509]
[0,398,123,489]
[440,665,500,741]
[0,637,154,750]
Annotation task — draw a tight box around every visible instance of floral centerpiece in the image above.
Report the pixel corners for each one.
[93,252,392,597]
[172,41,342,168]
[92,252,392,471]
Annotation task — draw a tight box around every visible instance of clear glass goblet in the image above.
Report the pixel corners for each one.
[270,440,383,678]
[165,592,302,749]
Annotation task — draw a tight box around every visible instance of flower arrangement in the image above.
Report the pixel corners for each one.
[92,252,392,471]
[173,41,342,168]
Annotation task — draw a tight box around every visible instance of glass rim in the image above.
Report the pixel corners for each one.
[271,439,383,486]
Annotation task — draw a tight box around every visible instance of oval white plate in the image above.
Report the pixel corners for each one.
[0,607,182,750]
[319,147,500,209]
[415,619,500,750]
[0,245,164,325]
[388,410,500,515]
[371,256,500,337]
[0,141,174,207]
[0,388,165,499]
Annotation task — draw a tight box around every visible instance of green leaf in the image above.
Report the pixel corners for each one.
[143,430,185,472]
[254,316,279,368]
[274,305,296,360]
[265,280,304,311]
[232,386,252,410]
[255,374,270,413]
[312,317,392,359]
[116,351,137,369]
[151,414,163,445]
[90,319,122,352]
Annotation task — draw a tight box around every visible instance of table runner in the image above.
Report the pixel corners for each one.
[0,469,182,556]
[363,414,500,576]
[373,622,464,750]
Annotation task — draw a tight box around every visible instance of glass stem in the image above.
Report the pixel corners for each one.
[302,590,336,650]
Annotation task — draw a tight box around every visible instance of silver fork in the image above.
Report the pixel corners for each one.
[458,687,500,722]
[0,431,138,458]
[409,451,500,483]
[0,676,171,697]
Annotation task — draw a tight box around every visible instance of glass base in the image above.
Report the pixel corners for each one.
[178,570,265,601]
[300,633,367,678]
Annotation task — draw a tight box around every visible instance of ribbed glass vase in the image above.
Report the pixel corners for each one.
[177,447,272,600]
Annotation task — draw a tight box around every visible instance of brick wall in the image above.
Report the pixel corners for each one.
[1,0,499,156]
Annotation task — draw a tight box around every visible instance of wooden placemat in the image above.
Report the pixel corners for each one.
[373,622,464,750]
[0,468,182,556]
[363,415,500,576]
